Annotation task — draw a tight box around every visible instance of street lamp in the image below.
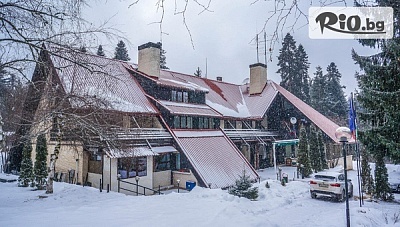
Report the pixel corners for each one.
[335,127,352,227]
[177,179,180,193]
[135,176,140,196]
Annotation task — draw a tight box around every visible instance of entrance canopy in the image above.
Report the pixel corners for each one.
[272,139,299,173]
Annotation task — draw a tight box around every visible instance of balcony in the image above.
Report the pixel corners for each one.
[223,129,277,141]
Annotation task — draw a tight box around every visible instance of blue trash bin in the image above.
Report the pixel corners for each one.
[186,181,196,191]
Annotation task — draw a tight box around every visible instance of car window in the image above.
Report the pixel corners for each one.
[338,174,344,181]
[314,175,336,181]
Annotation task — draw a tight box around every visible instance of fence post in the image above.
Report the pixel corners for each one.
[118,179,120,193]
[159,185,161,195]
[144,187,145,196]
[107,184,109,193]
[99,179,102,192]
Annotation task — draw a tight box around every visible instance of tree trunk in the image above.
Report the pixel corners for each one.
[46,115,61,194]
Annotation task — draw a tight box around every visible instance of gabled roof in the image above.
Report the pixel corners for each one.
[172,129,259,188]
[47,46,158,114]
[272,81,341,142]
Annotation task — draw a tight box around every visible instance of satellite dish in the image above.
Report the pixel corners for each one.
[290,117,297,124]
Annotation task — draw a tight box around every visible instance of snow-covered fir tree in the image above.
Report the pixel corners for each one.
[309,124,321,172]
[374,150,393,201]
[114,40,130,61]
[97,45,105,57]
[317,130,328,170]
[324,62,347,121]
[34,134,48,189]
[294,44,311,104]
[229,170,258,200]
[18,141,34,187]
[361,149,374,195]
[194,67,202,77]
[310,66,327,115]
[277,33,297,92]
[297,125,312,177]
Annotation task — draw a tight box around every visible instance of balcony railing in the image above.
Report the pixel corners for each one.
[106,128,172,140]
[223,129,278,141]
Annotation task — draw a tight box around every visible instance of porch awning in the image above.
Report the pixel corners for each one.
[152,146,178,154]
[273,139,299,146]
[105,146,158,158]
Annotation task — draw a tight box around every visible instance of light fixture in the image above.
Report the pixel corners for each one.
[335,127,352,142]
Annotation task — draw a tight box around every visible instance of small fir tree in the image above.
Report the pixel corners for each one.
[114,40,130,61]
[374,150,393,201]
[229,170,258,200]
[297,125,312,177]
[317,130,329,170]
[34,134,48,189]
[194,67,202,77]
[361,149,374,195]
[157,42,169,70]
[309,125,321,172]
[18,141,34,187]
[97,45,105,57]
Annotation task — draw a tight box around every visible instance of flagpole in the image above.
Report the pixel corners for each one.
[351,92,363,207]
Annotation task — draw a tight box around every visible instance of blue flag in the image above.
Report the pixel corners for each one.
[349,93,357,139]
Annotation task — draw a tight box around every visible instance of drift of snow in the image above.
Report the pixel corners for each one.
[0,163,399,226]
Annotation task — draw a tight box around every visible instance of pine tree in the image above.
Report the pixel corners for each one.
[374,149,393,201]
[228,170,258,200]
[194,67,202,77]
[80,46,87,53]
[324,62,347,120]
[309,124,321,172]
[34,134,48,189]
[114,40,130,61]
[277,33,297,92]
[310,66,327,115]
[317,130,328,170]
[18,141,34,187]
[157,42,169,70]
[361,149,374,195]
[352,0,400,200]
[297,125,312,177]
[97,45,105,57]
[294,44,311,104]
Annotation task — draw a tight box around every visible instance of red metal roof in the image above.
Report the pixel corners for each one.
[156,100,222,117]
[48,46,158,114]
[172,129,259,188]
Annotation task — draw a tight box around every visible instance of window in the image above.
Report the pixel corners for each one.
[183,92,189,103]
[187,116,193,129]
[171,90,177,101]
[154,154,171,172]
[118,157,147,179]
[204,117,209,128]
[177,91,183,102]
[174,116,180,128]
[180,116,187,128]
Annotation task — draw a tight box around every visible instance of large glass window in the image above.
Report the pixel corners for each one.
[171,90,177,101]
[118,157,147,179]
[180,116,187,128]
[183,92,189,103]
[177,91,183,102]
[154,154,171,172]
[187,116,193,129]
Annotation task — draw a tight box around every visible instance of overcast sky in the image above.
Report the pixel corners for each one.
[84,0,380,96]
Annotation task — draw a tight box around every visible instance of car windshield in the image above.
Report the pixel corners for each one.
[314,175,336,181]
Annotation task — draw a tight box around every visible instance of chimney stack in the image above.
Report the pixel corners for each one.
[249,63,267,95]
[138,42,161,78]
[216,76,222,81]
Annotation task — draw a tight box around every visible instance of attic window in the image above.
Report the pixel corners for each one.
[171,90,189,103]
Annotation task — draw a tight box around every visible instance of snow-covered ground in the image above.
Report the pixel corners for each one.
[0,163,399,227]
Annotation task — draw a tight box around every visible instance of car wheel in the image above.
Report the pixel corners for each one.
[311,192,317,199]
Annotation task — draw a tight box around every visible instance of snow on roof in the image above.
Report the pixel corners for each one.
[158,100,222,117]
[157,73,209,92]
[151,146,178,154]
[47,46,158,114]
[105,146,158,158]
[172,129,259,188]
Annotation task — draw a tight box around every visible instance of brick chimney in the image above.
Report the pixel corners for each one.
[138,42,161,78]
[249,63,267,95]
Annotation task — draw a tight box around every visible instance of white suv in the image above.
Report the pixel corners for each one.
[310,172,353,202]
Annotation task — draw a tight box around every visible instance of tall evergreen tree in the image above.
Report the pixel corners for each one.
[277,33,297,92]
[114,40,130,61]
[374,148,393,201]
[310,66,327,115]
[297,125,312,177]
[34,134,48,189]
[352,0,400,200]
[294,44,311,103]
[97,45,105,57]
[324,62,347,120]
[309,125,321,172]
[317,130,328,170]
[157,42,169,70]
[361,149,374,195]
[18,141,34,187]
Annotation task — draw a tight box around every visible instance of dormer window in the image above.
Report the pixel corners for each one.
[171,90,189,103]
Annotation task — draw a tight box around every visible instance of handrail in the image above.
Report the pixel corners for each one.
[117,178,164,196]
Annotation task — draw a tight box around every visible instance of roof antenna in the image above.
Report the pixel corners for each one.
[256,34,259,63]
[264,32,267,66]
[205,58,208,79]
